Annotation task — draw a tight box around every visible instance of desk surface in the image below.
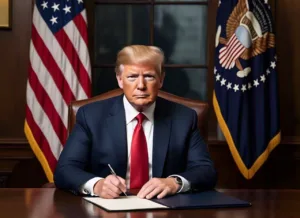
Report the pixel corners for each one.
[0,189,299,218]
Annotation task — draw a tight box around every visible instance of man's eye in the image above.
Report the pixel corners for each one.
[128,75,137,79]
[145,75,155,80]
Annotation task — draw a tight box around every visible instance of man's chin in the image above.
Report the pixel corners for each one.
[131,99,154,110]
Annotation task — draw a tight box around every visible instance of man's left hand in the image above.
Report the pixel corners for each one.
[137,178,180,199]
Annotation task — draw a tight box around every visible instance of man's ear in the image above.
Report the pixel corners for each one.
[116,74,123,89]
[159,74,165,89]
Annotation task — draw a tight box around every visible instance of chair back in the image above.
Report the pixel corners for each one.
[68,89,209,138]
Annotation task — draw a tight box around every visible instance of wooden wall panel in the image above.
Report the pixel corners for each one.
[0,0,32,139]
[276,0,300,142]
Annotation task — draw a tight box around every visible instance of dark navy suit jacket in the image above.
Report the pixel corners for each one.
[54,95,217,193]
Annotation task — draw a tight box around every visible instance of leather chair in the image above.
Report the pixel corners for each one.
[68,88,209,138]
[43,89,208,188]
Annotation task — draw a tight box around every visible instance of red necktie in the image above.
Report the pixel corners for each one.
[130,113,149,189]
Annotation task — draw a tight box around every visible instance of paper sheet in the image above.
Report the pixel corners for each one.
[83,195,168,211]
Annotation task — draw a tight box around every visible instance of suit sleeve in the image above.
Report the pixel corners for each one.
[177,110,217,191]
[54,107,97,193]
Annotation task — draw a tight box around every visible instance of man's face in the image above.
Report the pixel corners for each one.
[116,64,164,111]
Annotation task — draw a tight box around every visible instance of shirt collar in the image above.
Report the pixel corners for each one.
[123,95,155,124]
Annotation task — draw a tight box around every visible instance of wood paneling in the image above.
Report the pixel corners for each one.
[0,0,32,139]
[276,0,300,141]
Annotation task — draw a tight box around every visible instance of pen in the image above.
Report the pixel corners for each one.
[108,164,128,196]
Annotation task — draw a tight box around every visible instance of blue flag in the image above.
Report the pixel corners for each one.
[213,0,281,179]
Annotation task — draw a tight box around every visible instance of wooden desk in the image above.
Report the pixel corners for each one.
[0,189,299,218]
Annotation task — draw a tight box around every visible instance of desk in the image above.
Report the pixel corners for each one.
[0,189,299,218]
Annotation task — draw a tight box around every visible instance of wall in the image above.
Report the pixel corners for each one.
[0,0,299,188]
[0,0,36,187]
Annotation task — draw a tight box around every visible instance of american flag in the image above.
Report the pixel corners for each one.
[24,0,91,182]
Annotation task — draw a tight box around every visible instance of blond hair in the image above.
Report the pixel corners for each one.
[115,45,165,78]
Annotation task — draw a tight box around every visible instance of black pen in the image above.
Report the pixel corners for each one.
[108,164,128,196]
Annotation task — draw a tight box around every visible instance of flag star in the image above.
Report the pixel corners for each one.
[63,5,71,14]
[274,55,277,60]
[248,83,252,89]
[233,84,239,92]
[270,61,276,69]
[77,0,83,4]
[264,0,268,4]
[266,68,271,75]
[260,75,266,83]
[214,67,217,75]
[41,1,48,9]
[216,74,221,81]
[52,3,60,12]
[220,78,226,86]
[241,85,247,92]
[253,79,259,87]
[219,0,222,6]
[50,16,58,25]
[226,82,232,90]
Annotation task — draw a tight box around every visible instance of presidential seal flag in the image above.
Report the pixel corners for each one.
[213,0,281,179]
[25,0,91,182]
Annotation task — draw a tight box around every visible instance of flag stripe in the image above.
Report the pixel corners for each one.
[30,41,68,128]
[72,12,88,47]
[26,0,91,182]
[220,36,239,64]
[31,24,75,103]
[26,83,63,159]
[32,5,87,100]
[219,34,237,58]
[55,28,91,97]
[28,65,68,144]
[225,43,245,69]
[25,106,57,173]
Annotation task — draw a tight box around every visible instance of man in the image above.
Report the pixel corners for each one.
[54,45,217,199]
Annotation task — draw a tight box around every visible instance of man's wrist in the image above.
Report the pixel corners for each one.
[169,176,183,192]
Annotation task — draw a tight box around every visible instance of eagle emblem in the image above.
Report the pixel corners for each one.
[216,0,275,78]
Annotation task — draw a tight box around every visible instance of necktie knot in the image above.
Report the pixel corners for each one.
[136,113,145,124]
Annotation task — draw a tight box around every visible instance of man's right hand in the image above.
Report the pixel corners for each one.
[93,175,126,198]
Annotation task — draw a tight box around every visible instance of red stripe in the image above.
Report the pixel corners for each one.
[73,13,88,47]
[26,105,57,172]
[28,65,68,145]
[220,36,238,61]
[55,29,91,97]
[225,44,245,69]
[228,45,245,67]
[219,34,236,56]
[222,39,240,67]
[223,41,240,68]
[31,24,75,104]
[223,37,239,61]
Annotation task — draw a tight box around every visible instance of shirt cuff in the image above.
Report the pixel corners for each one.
[168,175,191,193]
[80,177,103,196]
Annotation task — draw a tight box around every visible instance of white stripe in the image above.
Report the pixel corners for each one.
[32,5,87,100]
[30,40,68,128]
[63,19,91,82]
[81,9,88,25]
[26,83,63,159]
[225,44,245,69]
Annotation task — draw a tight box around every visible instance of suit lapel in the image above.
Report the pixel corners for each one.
[152,98,171,178]
[106,95,127,178]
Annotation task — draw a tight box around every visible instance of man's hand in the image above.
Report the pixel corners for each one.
[137,177,180,199]
[93,175,126,199]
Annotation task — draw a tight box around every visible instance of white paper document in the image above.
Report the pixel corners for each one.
[83,195,168,211]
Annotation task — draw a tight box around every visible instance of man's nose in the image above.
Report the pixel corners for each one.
[137,77,146,90]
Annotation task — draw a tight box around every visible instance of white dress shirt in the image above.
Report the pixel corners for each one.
[80,96,190,195]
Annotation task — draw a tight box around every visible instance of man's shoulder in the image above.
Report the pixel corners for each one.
[157,96,195,115]
[79,95,123,112]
